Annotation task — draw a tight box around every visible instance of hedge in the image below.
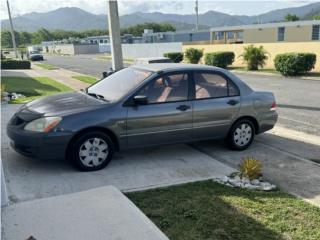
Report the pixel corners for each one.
[274,53,316,76]
[163,52,183,63]
[204,52,235,68]
[1,59,31,69]
[184,48,203,64]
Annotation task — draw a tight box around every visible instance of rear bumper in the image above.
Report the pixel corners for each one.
[258,111,278,133]
[7,125,72,160]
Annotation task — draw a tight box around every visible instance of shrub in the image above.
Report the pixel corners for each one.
[204,51,235,68]
[1,59,31,69]
[274,53,316,76]
[163,52,183,63]
[184,48,203,64]
[240,45,268,70]
[239,157,262,180]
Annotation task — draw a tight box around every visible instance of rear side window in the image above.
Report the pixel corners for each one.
[229,80,240,96]
[194,72,239,99]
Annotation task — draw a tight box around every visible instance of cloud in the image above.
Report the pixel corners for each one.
[1,0,317,20]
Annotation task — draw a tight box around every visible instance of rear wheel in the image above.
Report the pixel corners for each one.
[69,131,114,171]
[227,119,255,150]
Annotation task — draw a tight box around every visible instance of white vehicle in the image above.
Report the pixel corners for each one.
[133,57,173,65]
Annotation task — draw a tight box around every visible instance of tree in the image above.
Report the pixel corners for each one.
[313,15,320,20]
[240,45,268,70]
[1,31,13,48]
[19,31,32,46]
[284,14,300,22]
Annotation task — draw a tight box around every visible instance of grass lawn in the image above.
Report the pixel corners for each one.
[2,76,72,104]
[35,63,59,70]
[72,75,97,84]
[127,181,320,240]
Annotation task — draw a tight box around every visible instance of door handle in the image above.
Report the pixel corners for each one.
[176,105,191,111]
[227,99,239,106]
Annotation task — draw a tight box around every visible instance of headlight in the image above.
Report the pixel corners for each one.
[24,117,62,133]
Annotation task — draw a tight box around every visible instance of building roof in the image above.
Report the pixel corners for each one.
[210,20,320,32]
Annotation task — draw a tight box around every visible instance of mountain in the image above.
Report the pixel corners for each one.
[1,2,320,32]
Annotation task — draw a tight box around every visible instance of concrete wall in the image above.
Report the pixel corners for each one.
[46,44,75,55]
[244,25,315,43]
[182,42,320,71]
[284,26,313,42]
[99,44,111,53]
[122,42,182,58]
[73,44,99,54]
[244,28,278,43]
[46,44,99,55]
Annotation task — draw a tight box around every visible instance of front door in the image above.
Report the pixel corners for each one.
[126,71,193,148]
[192,71,241,139]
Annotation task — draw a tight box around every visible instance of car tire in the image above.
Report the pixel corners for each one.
[227,119,255,150]
[69,131,114,171]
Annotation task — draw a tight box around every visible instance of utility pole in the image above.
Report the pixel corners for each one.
[107,0,123,71]
[195,0,199,31]
[6,0,18,58]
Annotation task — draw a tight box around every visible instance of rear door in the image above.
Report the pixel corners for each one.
[192,70,241,140]
[126,71,193,148]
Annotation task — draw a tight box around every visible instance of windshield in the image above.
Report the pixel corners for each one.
[87,67,152,101]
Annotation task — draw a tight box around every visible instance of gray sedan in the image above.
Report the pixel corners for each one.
[7,64,277,171]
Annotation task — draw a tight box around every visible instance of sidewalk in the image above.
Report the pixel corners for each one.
[2,186,169,240]
[230,69,320,81]
[1,63,91,90]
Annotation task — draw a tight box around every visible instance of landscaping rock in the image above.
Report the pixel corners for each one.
[213,175,276,191]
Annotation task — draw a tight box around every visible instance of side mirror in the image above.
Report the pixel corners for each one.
[102,71,108,78]
[133,95,148,105]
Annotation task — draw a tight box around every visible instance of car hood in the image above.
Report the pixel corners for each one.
[22,91,107,118]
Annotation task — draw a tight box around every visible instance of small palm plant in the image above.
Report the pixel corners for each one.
[239,157,262,180]
[240,45,268,70]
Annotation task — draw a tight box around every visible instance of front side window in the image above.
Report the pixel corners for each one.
[137,73,189,104]
[312,25,320,40]
[278,27,285,41]
[194,72,239,99]
[87,68,152,102]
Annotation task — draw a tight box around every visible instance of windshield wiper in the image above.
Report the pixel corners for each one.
[86,92,108,102]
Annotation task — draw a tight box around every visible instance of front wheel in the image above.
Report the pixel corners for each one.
[227,119,255,150]
[69,131,114,171]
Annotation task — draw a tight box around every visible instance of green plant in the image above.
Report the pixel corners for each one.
[163,52,183,63]
[240,45,268,70]
[274,53,316,76]
[184,48,203,64]
[284,13,300,22]
[1,59,31,69]
[204,51,235,68]
[239,157,262,180]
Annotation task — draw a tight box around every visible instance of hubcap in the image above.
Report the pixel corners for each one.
[233,123,252,147]
[79,138,109,167]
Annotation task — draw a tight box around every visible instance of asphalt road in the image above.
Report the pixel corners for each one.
[43,54,320,136]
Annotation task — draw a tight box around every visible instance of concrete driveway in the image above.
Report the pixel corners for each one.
[1,104,234,203]
[2,103,320,206]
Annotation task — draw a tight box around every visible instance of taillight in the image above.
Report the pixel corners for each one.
[270,101,276,111]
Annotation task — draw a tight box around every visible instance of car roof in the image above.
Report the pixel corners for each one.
[132,63,224,73]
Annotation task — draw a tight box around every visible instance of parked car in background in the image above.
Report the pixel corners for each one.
[133,57,173,65]
[7,64,277,171]
[27,50,44,61]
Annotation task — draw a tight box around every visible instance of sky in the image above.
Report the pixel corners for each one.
[0,0,318,20]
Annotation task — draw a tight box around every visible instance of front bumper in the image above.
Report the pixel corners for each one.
[7,124,72,160]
